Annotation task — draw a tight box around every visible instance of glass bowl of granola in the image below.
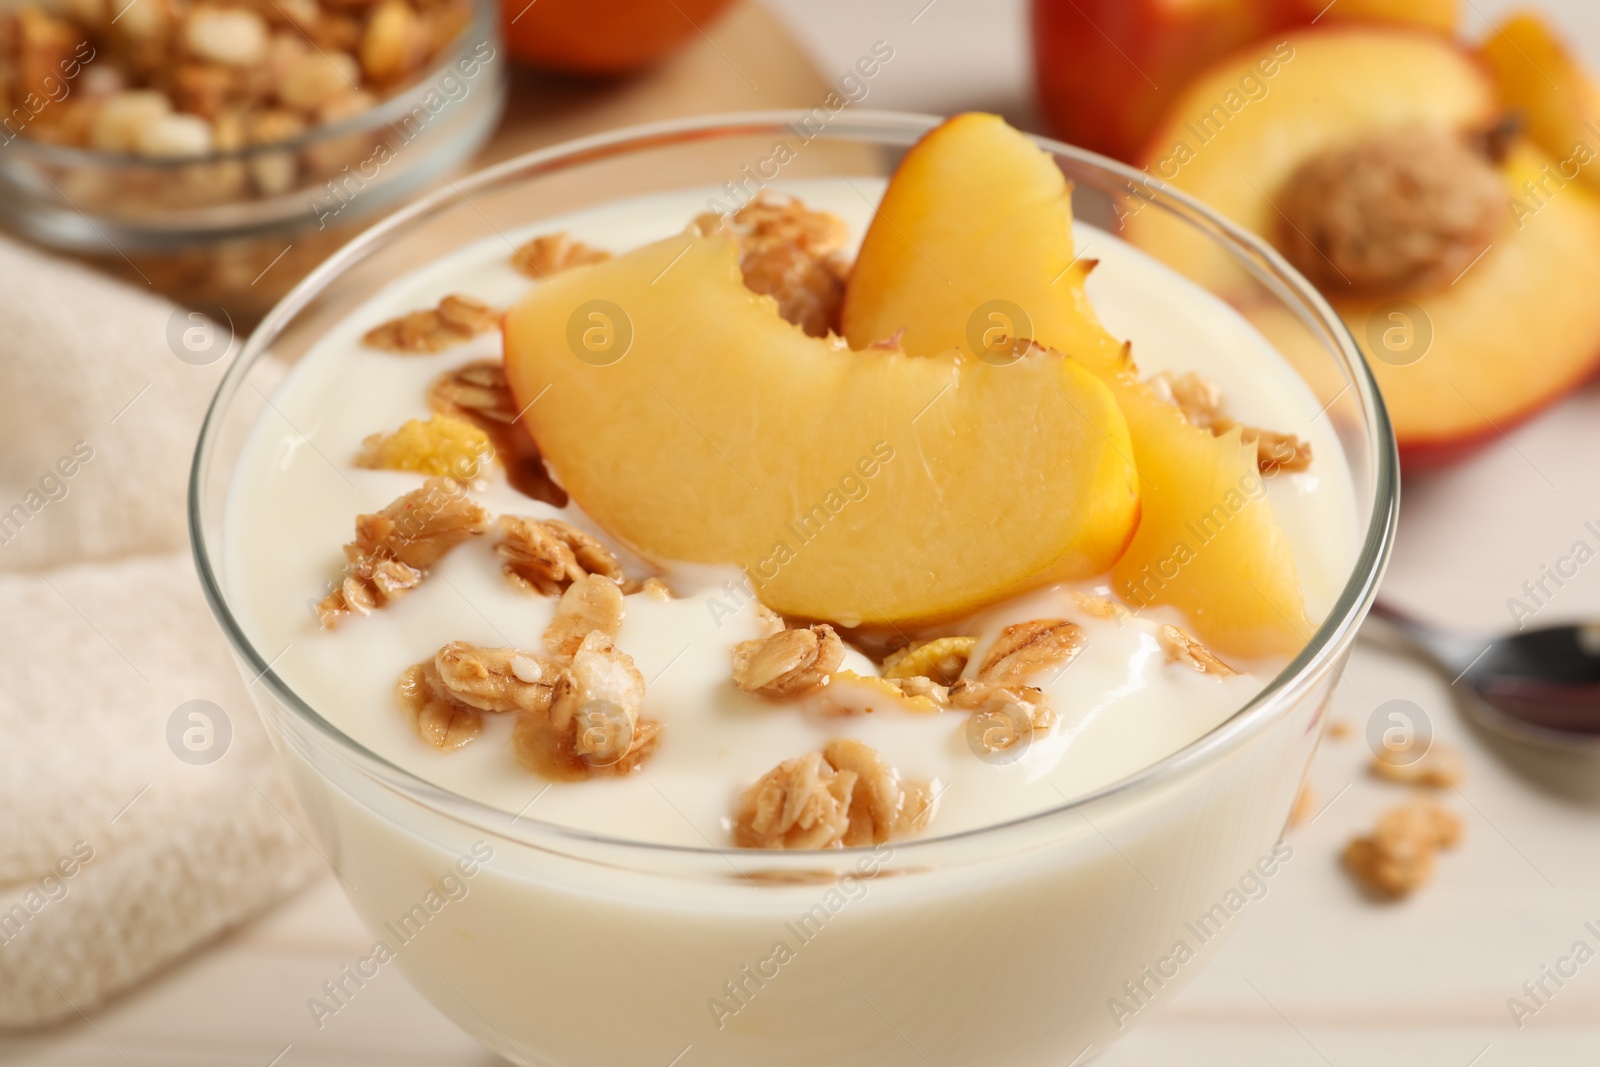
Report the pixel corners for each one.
[0,0,503,320]
[191,112,1397,1065]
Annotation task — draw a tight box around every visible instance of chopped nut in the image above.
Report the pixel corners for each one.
[359,0,427,84]
[734,740,937,850]
[89,90,172,152]
[278,48,359,111]
[693,194,849,337]
[1150,371,1313,474]
[977,619,1084,684]
[364,294,500,353]
[543,574,626,659]
[1343,798,1462,898]
[1371,742,1464,789]
[514,631,657,779]
[317,479,489,626]
[498,515,624,596]
[185,6,268,66]
[426,360,569,507]
[1158,624,1238,677]
[510,232,613,279]
[136,111,213,157]
[355,414,493,479]
[882,636,976,685]
[732,624,844,698]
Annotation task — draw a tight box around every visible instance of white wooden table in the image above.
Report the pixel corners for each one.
[8,1,1600,1063]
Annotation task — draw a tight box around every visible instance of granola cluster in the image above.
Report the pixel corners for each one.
[497,515,625,597]
[1149,371,1313,475]
[694,194,851,338]
[1,0,470,165]
[316,478,489,626]
[1343,798,1462,898]
[1157,624,1237,676]
[734,738,937,850]
[510,232,613,280]
[363,294,499,353]
[398,583,658,776]
[731,624,845,698]
[426,360,568,508]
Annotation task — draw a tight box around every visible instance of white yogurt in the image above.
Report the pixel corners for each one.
[225,179,1357,848]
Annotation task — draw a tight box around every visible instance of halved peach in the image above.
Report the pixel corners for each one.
[842,113,1310,657]
[1129,27,1498,294]
[1135,26,1600,465]
[503,233,1139,626]
[1480,12,1600,195]
[1361,145,1600,457]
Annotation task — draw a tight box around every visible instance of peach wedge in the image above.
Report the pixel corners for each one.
[503,233,1139,626]
[842,112,1310,658]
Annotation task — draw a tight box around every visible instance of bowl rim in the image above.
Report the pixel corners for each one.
[1,0,498,171]
[189,108,1400,860]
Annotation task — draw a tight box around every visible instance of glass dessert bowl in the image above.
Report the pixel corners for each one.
[191,111,1397,1066]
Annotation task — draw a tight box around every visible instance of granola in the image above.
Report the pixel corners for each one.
[1158,624,1238,677]
[949,679,1058,759]
[977,620,1084,684]
[511,232,613,279]
[363,294,499,353]
[1072,591,1130,622]
[1343,797,1463,898]
[498,515,625,596]
[1371,742,1464,789]
[426,360,568,507]
[1149,370,1313,474]
[396,640,558,750]
[882,636,976,686]
[317,479,489,626]
[513,631,658,779]
[1,0,473,158]
[733,740,937,850]
[825,670,947,715]
[355,414,493,479]
[543,574,626,659]
[731,624,845,698]
[694,194,849,338]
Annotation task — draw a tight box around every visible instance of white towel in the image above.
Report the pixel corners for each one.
[0,238,321,1028]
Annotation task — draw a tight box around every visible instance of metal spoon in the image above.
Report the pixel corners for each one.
[1364,600,1600,749]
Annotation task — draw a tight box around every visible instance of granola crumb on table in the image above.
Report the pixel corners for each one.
[1343,797,1462,899]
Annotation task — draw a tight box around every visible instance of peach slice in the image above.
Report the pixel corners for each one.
[1129,27,1499,294]
[503,233,1139,626]
[1480,12,1600,195]
[842,112,1310,657]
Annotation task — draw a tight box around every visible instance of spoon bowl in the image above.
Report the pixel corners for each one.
[1367,601,1600,749]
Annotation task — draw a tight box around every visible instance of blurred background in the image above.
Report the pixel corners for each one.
[3,0,1600,1063]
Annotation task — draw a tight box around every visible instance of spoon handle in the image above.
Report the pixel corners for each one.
[1363,599,1486,676]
